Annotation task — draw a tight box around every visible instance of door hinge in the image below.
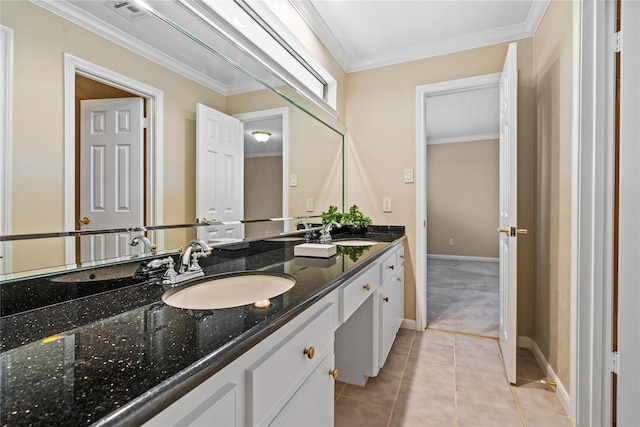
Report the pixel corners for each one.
[610,351,619,374]
[143,117,149,128]
[612,31,622,53]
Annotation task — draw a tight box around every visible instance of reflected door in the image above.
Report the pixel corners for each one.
[196,103,244,242]
[80,97,144,262]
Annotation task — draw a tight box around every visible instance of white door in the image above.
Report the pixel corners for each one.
[196,103,244,242]
[80,97,144,262]
[498,42,519,384]
[617,0,640,423]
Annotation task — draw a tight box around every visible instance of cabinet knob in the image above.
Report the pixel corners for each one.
[303,346,315,359]
[363,284,371,291]
[397,278,402,283]
[329,368,339,380]
[388,265,395,270]
[400,255,404,259]
[383,297,389,302]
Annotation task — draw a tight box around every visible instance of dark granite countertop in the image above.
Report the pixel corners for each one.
[0,227,405,427]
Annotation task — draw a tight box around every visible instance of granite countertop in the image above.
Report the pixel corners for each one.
[0,227,405,427]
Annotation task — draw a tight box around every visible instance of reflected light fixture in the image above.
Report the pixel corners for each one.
[252,131,271,143]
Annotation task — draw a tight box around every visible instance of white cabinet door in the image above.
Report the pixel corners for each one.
[395,266,405,333]
[270,354,335,427]
[379,278,396,368]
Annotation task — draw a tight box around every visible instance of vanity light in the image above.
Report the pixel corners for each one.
[252,131,271,143]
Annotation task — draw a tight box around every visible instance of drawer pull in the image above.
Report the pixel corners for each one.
[363,284,371,291]
[383,297,389,302]
[400,255,404,259]
[388,265,395,270]
[329,368,339,380]
[397,278,402,282]
[303,346,315,359]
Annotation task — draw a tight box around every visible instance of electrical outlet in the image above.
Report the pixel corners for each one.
[448,238,454,246]
[383,198,392,213]
[290,174,298,187]
[306,198,314,212]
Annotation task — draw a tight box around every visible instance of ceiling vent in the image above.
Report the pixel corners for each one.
[105,1,147,21]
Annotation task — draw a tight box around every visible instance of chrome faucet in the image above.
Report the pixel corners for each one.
[158,239,213,286]
[320,222,341,243]
[129,235,154,253]
[297,220,313,242]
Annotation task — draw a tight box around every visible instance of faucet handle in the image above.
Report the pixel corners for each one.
[189,251,206,272]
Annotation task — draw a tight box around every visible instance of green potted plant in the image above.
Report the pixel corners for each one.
[321,204,372,234]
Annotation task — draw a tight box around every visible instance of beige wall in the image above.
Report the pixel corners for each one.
[532,0,575,389]
[244,156,284,237]
[346,40,536,329]
[427,140,499,258]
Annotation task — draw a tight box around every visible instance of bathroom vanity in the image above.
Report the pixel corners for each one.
[0,228,405,426]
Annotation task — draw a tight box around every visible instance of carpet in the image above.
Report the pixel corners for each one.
[426,257,499,338]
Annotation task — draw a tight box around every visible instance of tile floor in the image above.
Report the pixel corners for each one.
[334,329,574,427]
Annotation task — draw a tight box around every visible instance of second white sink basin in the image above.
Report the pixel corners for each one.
[162,272,296,310]
[332,239,380,247]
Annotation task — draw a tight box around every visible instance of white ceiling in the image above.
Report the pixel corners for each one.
[291,0,549,72]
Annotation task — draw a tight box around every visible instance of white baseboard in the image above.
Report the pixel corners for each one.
[517,336,570,414]
[427,254,499,262]
[401,319,417,330]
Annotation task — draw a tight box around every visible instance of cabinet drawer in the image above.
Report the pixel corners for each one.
[381,251,397,285]
[339,264,378,323]
[396,244,405,268]
[247,303,334,426]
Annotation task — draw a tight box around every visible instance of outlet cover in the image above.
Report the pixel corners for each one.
[383,198,392,213]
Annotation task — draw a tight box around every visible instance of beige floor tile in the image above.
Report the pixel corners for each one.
[455,365,514,403]
[516,356,545,381]
[342,372,401,408]
[414,330,455,346]
[390,335,413,356]
[382,353,409,379]
[394,381,456,424]
[512,381,567,416]
[520,407,574,427]
[389,408,454,427]
[334,396,391,427]
[456,391,523,427]
[403,359,455,391]
[409,340,454,364]
[397,328,416,339]
[455,345,505,374]
[455,335,499,353]
[335,380,346,395]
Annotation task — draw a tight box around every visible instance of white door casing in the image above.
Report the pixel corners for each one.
[0,25,13,275]
[196,103,244,242]
[80,97,144,262]
[498,42,518,385]
[617,0,640,423]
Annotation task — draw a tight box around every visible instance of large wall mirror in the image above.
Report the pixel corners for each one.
[0,0,344,277]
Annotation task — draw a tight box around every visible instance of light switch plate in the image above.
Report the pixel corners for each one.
[383,198,392,213]
[306,198,314,212]
[290,174,298,187]
[404,168,414,183]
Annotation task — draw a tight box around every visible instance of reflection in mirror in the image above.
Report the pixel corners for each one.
[0,1,344,277]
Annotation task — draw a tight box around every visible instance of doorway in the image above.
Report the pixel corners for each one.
[234,108,290,236]
[423,81,501,338]
[63,54,164,266]
[415,72,502,334]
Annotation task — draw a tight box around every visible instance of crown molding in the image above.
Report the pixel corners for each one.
[294,0,550,73]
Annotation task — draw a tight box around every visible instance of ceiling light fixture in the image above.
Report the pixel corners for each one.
[252,131,271,143]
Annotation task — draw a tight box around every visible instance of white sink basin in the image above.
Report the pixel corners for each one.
[162,272,296,310]
[332,239,380,247]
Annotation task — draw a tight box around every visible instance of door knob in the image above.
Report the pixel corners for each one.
[517,228,528,235]
[497,227,510,234]
[79,216,91,225]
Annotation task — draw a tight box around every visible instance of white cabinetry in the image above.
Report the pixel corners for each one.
[144,297,337,427]
[378,242,404,368]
